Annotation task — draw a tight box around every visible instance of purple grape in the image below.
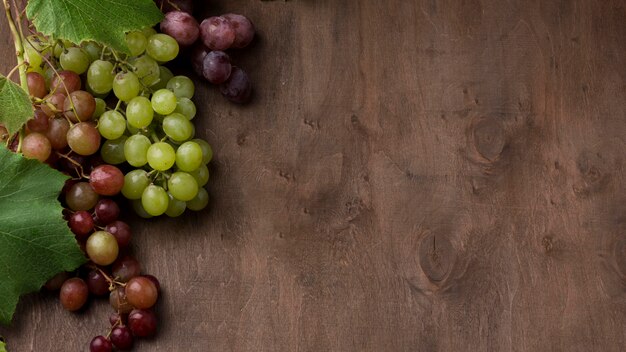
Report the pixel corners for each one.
[223,14,255,49]
[128,309,158,337]
[202,51,231,84]
[94,198,120,225]
[220,67,252,104]
[110,325,134,350]
[160,11,199,47]
[105,220,132,248]
[86,269,110,296]
[200,16,235,51]
[90,336,112,352]
[191,44,209,77]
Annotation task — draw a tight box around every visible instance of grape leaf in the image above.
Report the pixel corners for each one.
[26,0,163,54]
[0,75,33,135]
[0,146,86,325]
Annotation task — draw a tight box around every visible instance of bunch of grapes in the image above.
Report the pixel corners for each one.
[156,0,255,104]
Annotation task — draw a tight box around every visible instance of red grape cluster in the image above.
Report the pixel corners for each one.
[156,0,255,104]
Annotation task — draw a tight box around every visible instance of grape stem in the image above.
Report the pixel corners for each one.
[2,0,28,92]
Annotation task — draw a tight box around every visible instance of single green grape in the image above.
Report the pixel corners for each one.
[146,33,179,63]
[122,169,150,200]
[175,141,203,172]
[60,47,90,74]
[166,76,195,99]
[151,66,174,90]
[167,171,198,201]
[81,41,102,62]
[130,55,160,87]
[163,113,193,142]
[141,185,169,216]
[146,142,176,171]
[193,138,214,164]
[101,136,128,165]
[113,71,142,102]
[174,98,197,120]
[188,164,210,187]
[124,134,151,167]
[87,60,115,94]
[98,110,126,140]
[165,192,186,217]
[24,43,43,71]
[126,30,148,56]
[186,187,209,211]
[151,89,177,115]
[141,27,157,39]
[126,96,154,128]
[93,98,106,118]
[132,199,153,218]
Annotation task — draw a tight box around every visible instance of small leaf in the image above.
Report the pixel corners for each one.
[26,0,163,54]
[0,75,33,135]
[0,146,86,325]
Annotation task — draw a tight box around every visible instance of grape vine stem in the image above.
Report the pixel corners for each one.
[2,0,28,92]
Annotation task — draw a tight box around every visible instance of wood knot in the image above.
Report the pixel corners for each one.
[541,236,554,253]
[472,118,506,162]
[418,233,455,282]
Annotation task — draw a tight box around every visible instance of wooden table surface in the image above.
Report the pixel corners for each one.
[1,0,625,351]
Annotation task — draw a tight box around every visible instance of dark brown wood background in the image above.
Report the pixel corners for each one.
[1,0,626,351]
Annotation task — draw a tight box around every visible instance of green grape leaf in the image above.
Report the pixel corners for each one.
[26,0,163,54]
[0,147,86,325]
[0,75,33,135]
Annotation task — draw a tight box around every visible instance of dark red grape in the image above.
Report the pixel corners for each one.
[200,16,235,51]
[59,277,88,311]
[86,269,110,296]
[105,220,132,248]
[90,165,124,196]
[63,90,96,123]
[128,309,157,337]
[110,325,134,350]
[160,11,199,47]
[112,255,142,282]
[110,312,126,326]
[94,198,120,225]
[26,109,50,133]
[90,336,112,352]
[50,70,81,95]
[223,14,255,49]
[220,67,252,104]
[202,51,231,84]
[45,117,70,150]
[27,72,47,98]
[68,210,95,239]
[44,271,71,291]
[40,92,66,117]
[142,274,161,293]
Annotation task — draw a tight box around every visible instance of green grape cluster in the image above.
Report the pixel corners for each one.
[24,28,213,217]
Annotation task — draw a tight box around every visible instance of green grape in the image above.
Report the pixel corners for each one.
[146,142,175,171]
[146,34,179,63]
[101,136,127,165]
[151,66,174,91]
[141,185,169,216]
[166,76,195,99]
[24,42,43,71]
[151,89,177,115]
[60,47,90,74]
[87,60,115,94]
[186,187,209,211]
[132,199,153,218]
[174,98,196,120]
[165,192,186,217]
[175,141,203,172]
[122,169,150,199]
[163,113,193,142]
[113,71,141,102]
[124,134,151,167]
[188,164,210,187]
[93,98,106,118]
[82,41,102,62]
[141,27,157,39]
[52,41,65,58]
[193,138,213,164]
[98,110,126,140]
[167,171,198,201]
[126,96,154,128]
[130,55,160,87]
[126,30,147,56]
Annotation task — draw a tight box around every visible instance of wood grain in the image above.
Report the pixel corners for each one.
[1,0,625,351]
